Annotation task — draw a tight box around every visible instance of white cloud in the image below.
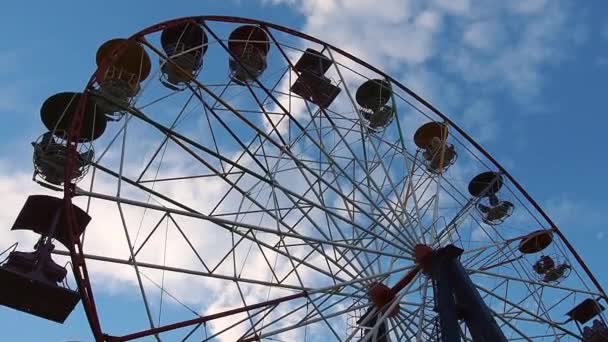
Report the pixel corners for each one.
[460,100,497,143]
[0,162,48,251]
[597,56,608,67]
[432,0,471,15]
[601,22,608,41]
[543,195,602,229]
[269,0,585,147]
[463,20,505,52]
[0,50,20,76]
[506,0,549,14]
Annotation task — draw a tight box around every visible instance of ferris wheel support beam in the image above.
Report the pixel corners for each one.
[106,291,307,341]
[426,245,508,342]
[433,253,463,342]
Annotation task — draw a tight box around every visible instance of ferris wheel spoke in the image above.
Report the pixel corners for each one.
[202,122,287,218]
[362,142,424,258]
[460,235,524,268]
[492,309,559,341]
[400,149,432,245]
[145,142,406,262]
[305,108,417,250]
[116,203,161,341]
[253,155,386,281]
[138,268,201,321]
[121,261,412,341]
[257,139,409,260]
[313,147,416,257]
[430,196,479,247]
[233,303,283,342]
[245,83,291,149]
[216,151,410,260]
[264,171,374,279]
[233,280,276,340]
[245,284,393,342]
[474,228,573,318]
[388,164,440,249]
[468,268,603,297]
[195,42,419,253]
[118,97,414,255]
[133,92,198,183]
[255,263,424,341]
[267,190,347,341]
[54,249,342,295]
[199,300,278,342]
[291,134,414,257]
[111,108,162,340]
[188,87,273,175]
[475,283,579,339]
[87,185,407,260]
[395,305,436,341]
[138,171,245,184]
[412,181,461,246]
[240,299,367,341]
[96,180,404,296]
[464,239,521,272]
[78,183,393,290]
[275,148,386,277]
[198,91,230,176]
[415,278,431,342]
[128,212,167,260]
[430,176,445,242]
[244,289,361,340]
[465,238,564,327]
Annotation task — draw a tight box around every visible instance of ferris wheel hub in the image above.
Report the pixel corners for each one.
[413,244,435,274]
[368,282,399,317]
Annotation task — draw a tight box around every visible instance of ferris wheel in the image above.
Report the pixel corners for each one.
[0,15,606,341]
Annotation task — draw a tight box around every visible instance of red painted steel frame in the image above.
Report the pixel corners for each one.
[104,291,307,341]
[63,15,607,341]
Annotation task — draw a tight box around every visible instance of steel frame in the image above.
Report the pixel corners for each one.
[55,15,608,341]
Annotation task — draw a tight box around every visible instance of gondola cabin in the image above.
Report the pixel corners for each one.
[290,48,341,109]
[0,195,91,323]
[228,25,270,85]
[160,22,208,89]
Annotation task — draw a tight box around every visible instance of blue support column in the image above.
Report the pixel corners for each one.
[431,247,462,342]
[430,245,508,342]
[447,247,507,342]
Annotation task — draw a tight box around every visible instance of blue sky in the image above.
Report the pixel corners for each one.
[1,0,608,340]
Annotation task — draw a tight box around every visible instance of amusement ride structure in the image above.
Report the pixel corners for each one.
[0,16,606,341]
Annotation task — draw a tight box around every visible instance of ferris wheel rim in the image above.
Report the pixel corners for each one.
[58,14,607,340]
